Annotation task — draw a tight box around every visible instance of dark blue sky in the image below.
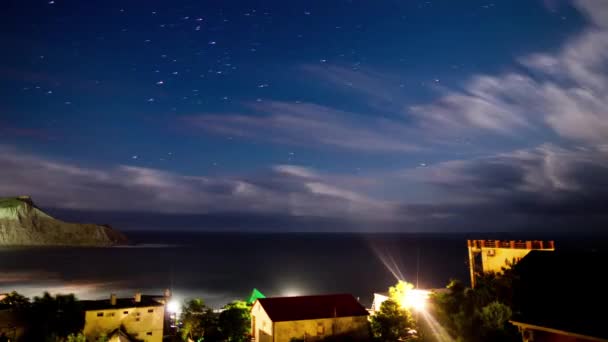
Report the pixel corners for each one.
[2,0,607,232]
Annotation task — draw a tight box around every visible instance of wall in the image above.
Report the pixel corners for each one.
[275,316,369,342]
[0,309,25,341]
[481,248,532,274]
[520,328,601,342]
[83,305,164,342]
[251,301,273,342]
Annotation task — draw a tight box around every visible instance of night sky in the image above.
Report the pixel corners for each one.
[1,0,607,232]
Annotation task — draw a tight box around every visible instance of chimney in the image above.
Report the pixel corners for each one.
[110,293,117,306]
[134,292,141,303]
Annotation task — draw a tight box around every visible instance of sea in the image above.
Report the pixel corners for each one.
[0,232,606,308]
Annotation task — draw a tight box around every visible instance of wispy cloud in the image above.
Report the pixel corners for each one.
[410,0,608,143]
[0,146,395,221]
[186,101,419,152]
[408,143,608,219]
[301,64,407,112]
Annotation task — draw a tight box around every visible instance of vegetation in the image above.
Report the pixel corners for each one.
[179,299,251,342]
[0,291,85,342]
[0,291,30,309]
[371,299,415,341]
[218,301,251,342]
[428,265,520,342]
[28,292,85,341]
[0,197,25,209]
[180,298,215,341]
[370,281,417,342]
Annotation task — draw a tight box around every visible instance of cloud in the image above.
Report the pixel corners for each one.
[274,165,319,179]
[0,146,395,223]
[301,64,407,112]
[186,101,419,152]
[410,144,608,217]
[410,1,608,144]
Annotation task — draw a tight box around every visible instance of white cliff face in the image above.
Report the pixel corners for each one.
[0,197,128,246]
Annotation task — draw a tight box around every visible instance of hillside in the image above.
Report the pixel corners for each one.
[0,196,128,246]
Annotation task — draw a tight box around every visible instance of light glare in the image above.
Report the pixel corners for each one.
[167,299,180,313]
[401,289,430,311]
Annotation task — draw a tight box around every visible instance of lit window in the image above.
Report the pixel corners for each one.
[97,312,104,317]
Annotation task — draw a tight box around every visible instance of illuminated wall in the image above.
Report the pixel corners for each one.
[274,316,369,342]
[252,301,274,342]
[251,301,369,342]
[83,305,164,342]
[467,240,555,287]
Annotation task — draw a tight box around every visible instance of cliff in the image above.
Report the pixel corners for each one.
[0,196,128,246]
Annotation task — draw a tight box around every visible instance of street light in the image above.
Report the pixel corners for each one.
[402,289,430,311]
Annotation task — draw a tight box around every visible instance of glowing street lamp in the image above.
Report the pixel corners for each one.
[167,299,180,314]
[401,289,430,311]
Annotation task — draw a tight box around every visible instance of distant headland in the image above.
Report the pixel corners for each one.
[0,196,128,246]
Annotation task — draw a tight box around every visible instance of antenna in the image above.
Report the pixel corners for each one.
[416,247,420,289]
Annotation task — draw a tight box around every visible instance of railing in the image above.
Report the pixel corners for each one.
[468,239,554,250]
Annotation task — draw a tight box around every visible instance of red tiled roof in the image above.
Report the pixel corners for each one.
[257,294,368,322]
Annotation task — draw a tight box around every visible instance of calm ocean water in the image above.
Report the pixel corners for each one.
[0,232,605,308]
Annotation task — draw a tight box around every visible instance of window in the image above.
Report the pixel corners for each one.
[317,323,325,336]
[123,311,129,314]
[97,312,104,317]
[136,312,141,316]
[135,317,140,322]
[148,309,154,313]
[147,332,153,336]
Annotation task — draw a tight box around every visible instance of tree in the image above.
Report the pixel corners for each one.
[25,292,84,341]
[428,266,520,342]
[218,301,251,342]
[180,298,219,341]
[66,332,87,342]
[0,291,30,310]
[370,299,414,341]
[388,280,415,308]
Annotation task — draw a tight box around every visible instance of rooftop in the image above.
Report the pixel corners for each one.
[81,295,164,311]
[467,239,555,250]
[512,250,608,340]
[257,294,368,322]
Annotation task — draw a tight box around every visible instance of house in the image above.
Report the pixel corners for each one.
[510,251,608,342]
[81,293,166,342]
[467,240,555,287]
[251,294,369,342]
[0,294,26,341]
[0,306,25,341]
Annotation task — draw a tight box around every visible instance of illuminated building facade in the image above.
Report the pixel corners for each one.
[81,293,165,342]
[251,294,369,342]
[467,239,555,287]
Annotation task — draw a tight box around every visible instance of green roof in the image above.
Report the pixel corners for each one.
[247,288,266,304]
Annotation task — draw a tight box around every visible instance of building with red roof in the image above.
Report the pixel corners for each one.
[251,294,369,342]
